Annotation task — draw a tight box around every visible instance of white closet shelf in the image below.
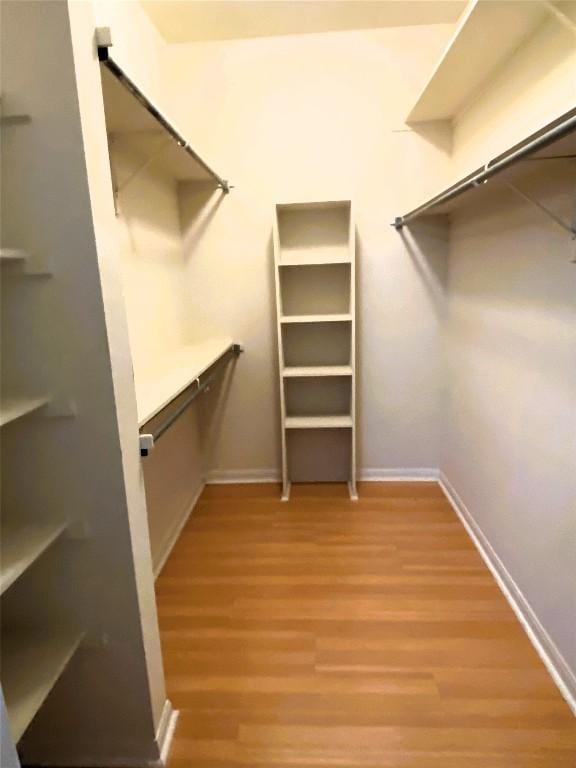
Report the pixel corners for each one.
[2,629,82,742]
[279,252,351,266]
[285,415,353,429]
[0,397,49,428]
[407,0,550,123]
[0,249,27,262]
[281,313,352,324]
[135,337,235,426]
[1,521,68,595]
[283,366,352,378]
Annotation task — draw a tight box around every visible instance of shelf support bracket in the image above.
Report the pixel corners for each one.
[115,137,172,197]
[502,180,576,238]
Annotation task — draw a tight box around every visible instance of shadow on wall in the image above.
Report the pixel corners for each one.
[398,215,449,321]
[179,180,227,255]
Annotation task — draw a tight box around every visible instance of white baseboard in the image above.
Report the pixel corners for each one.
[359,468,439,481]
[156,699,179,768]
[206,468,281,484]
[439,471,576,716]
[206,467,439,484]
[153,481,205,579]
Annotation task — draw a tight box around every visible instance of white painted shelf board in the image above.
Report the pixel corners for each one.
[0,249,27,262]
[135,338,234,426]
[281,313,352,324]
[0,521,67,595]
[407,0,549,123]
[285,415,353,429]
[279,249,351,266]
[2,629,82,742]
[283,366,352,378]
[0,397,49,428]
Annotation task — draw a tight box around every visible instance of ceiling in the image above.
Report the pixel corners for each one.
[141,1,466,43]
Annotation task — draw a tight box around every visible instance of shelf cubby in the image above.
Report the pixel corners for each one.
[287,428,352,483]
[2,628,82,742]
[274,200,357,501]
[0,521,67,596]
[276,201,352,265]
[282,322,351,368]
[285,376,351,418]
[279,263,351,317]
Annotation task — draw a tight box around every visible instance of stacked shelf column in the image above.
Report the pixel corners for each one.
[273,201,357,501]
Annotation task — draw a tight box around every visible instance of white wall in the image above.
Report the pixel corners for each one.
[165,24,455,480]
[432,2,576,706]
[442,163,576,701]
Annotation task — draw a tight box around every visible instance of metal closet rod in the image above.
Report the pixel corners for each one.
[97,45,231,193]
[393,111,576,229]
[140,344,242,456]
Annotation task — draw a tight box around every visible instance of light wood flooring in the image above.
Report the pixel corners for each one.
[156,482,576,767]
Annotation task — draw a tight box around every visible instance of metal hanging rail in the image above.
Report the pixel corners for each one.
[393,110,576,230]
[97,32,231,193]
[139,344,242,456]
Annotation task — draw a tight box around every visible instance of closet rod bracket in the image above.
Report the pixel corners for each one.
[503,180,576,238]
[139,434,155,457]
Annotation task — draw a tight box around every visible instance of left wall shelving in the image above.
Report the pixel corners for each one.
[0,128,80,748]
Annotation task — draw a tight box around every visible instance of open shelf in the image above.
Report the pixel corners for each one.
[276,201,352,266]
[285,415,353,429]
[274,199,356,500]
[280,263,351,317]
[99,46,229,189]
[0,249,27,263]
[281,313,352,324]
[283,365,352,378]
[285,376,351,418]
[135,338,235,426]
[2,629,82,741]
[407,0,550,123]
[1,521,67,596]
[0,397,49,428]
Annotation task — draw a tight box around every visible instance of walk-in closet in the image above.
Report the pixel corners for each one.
[1,1,575,766]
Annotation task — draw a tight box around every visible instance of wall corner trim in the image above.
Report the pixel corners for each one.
[439,471,576,716]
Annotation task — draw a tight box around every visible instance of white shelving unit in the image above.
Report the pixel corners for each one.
[406,0,550,123]
[0,521,67,595]
[1,630,82,742]
[273,200,357,501]
[135,337,235,426]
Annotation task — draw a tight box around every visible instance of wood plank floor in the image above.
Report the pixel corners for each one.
[156,482,576,767]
